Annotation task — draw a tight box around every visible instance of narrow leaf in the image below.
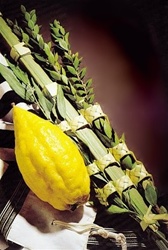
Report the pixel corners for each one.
[56,84,66,118]
[107,205,131,214]
[103,119,112,138]
[144,184,157,206]
[0,63,33,102]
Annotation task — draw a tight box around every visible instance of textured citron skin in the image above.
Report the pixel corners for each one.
[13,106,90,210]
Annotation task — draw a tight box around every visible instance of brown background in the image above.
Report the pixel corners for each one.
[1,0,168,192]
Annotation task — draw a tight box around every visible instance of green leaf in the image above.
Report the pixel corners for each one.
[61,67,66,76]
[54,52,59,62]
[31,13,37,24]
[22,32,30,44]
[51,27,61,37]
[7,60,29,84]
[94,128,112,148]
[94,119,101,130]
[80,67,87,79]
[107,205,131,214]
[56,84,66,118]
[34,53,46,62]
[61,74,68,85]
[65,93,75,102]
[30,9,36,17]
[87,88,94,95]
[88,94,94,104]
[59,26,65,35]
[6,18,14,27]
[86,78,93,88]
[31,78,53,120]
[0,63,33,102]
[20,5,26,14]
[48,53,55,65]
[74,83,84,89]
[103,119,112,138]
[33,24,40,35]
[48,41,52,49]
[70,77,79,83]
[28,19,34,30]
[121,133,125,141]
[38,35,44,49]
[48,70,61,81]
[25,12,30,22]
[64,32,69,43]
[58,39,69,51]
[66,65,76,75]
[44,43,51,56]
[144,183,157,206]
[77,89,86,97]
[70,84,76,95]
[13,26,22,37]
[53,19,60,27]
[159,206,167,214]
[73,56,79,69]
[25,27,32,36]
[64,52,72,61]
[124,188,148,215]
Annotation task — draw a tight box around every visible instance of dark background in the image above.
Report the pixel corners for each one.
[1,0,168,192]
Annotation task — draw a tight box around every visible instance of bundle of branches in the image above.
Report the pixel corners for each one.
[0,5,168,249]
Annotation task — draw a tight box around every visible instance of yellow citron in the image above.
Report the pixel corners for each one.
[13,106,90,211]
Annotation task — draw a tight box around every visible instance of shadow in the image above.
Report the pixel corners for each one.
[19,191,85,234]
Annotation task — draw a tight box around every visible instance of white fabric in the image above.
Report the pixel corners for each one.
[7,191,96,250]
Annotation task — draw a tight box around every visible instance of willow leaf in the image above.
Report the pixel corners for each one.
[144,184,157,206]
[107,205,132,214]
[31,78,53,120]
[56,84,66,119]
[7,60,29,84]
[0,63,33,102]
[124,189,148,216]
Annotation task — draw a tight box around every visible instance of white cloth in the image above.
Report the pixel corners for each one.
[7,191,96,250]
